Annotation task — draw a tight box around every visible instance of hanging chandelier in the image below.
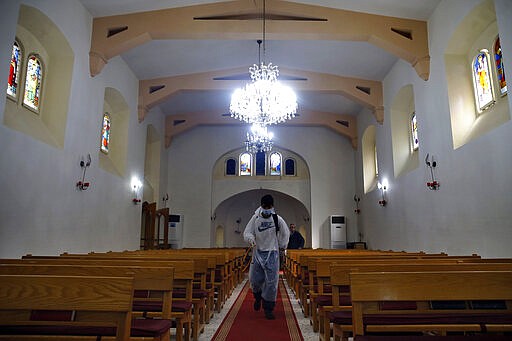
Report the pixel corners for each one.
[230,0,297,126]
[245,123,274,153]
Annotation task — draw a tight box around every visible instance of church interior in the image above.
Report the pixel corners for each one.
[1,0,512,339]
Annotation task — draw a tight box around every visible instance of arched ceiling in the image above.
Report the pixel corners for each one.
[80,0,440,148]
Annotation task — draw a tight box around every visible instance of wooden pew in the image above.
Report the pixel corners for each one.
[309,255,492,336]
[0,264,175,340]
[328,263,512,341]
[349,271,512,339]
[0,274,134,341]
[6,258,194,341]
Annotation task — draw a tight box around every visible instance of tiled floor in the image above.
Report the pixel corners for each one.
[192,275,319,341]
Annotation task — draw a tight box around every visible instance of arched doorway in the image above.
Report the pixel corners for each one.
[211,189,310,248]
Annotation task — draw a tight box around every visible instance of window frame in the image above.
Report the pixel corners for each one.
[100,112,111,154]
[6,38,23,102]
[22,53,44,114]
[269,152,282,176]
[239,152,252,176]
[410,111,419,152]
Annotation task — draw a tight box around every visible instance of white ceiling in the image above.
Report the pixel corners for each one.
[79,0,441,117]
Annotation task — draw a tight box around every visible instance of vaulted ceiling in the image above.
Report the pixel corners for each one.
[80,0,440,148]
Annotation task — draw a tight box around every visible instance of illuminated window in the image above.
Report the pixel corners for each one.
[472,50,494,112]
[23,54,43,112]
[240,153,252,176]
[270,152,281,175]
[374,144,379,178]
[411,112,419,151]
[100,112,111,154]
[7,40,22,100]
[494,36,507,96]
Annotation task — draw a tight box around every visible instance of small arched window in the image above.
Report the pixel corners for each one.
[494,36,507,96]
[255,151,265,176]
[100,112,111,154]
[7,40,22,100]
[226,158,236,175]
[472,50,494,112]
[270,152,281,175]
[240,152,252,176]
[410,112,419,151]
[285,158,296,176]
[23,54,43,113]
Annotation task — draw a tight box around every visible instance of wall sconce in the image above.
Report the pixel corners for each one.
[377,179,388,206]
[353,195,361,214]
[131,177,143,204]
[425,153,440,190]
[76,154,91,191]
[303,215,310,222]
[234,217,242,234]
[162,193,169,207]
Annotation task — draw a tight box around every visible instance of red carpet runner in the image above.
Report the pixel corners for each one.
[212,278,303,341]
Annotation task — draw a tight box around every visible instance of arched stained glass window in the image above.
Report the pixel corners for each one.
[411,112,419,151]
[256,151,265,176]
[270,152,281,175]
[240,153,251,176]
[23,54,43,112]
[473,51,494,111]
[100,112,111,154]
[374,144,379,177]
[226,158,236,175]
[7,40,22,99]
[494,37,507,96]
[285,158,295,176]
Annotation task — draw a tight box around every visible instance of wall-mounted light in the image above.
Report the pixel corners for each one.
[353,194,361,214]
[162,193,169,207]
[131,177,143,204]
[377,178,388,206]
[76,154,91,191]
[235,217,242,234]
[425,153,440,190]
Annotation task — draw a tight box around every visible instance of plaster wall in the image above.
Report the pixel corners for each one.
[167,124,356,249]
[355,0,512,257]
[0,0,153,257]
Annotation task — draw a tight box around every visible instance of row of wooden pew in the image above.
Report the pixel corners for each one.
[0,247,246,341]
[282,249,512,341]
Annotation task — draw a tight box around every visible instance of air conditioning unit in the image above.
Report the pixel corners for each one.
[330,215,347,249]
[168,214,183,248]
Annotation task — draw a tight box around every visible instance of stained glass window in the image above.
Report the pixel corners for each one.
[494,37,507,96]
[100,112,111,154]
[270,152,281,175]
[240,153,251,176]
[285,158,295,176]
[374,144,378,177]
[411,112,419,151]
[473,51,494,111]
[7,40,22,99]
[23,55,43,112]
[226,158,236,175]
[256,151,265,176]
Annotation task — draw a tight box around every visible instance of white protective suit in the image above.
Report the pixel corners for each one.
[243,206,290,302]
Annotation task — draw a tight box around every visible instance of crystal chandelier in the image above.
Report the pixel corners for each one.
[230,0,297,126]
[245,123,274,153]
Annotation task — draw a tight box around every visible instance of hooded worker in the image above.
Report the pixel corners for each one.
[243,194,290,319]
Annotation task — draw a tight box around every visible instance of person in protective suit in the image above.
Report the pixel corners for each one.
[244,194,290,320]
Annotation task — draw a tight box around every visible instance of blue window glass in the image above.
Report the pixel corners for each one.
[226,158,236,175]
[256,151,265,175]
[285,158,295,176]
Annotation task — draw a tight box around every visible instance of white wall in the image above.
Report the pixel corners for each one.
[0,0,154,257]
[167,124,357,249]
[355,0,512,257]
